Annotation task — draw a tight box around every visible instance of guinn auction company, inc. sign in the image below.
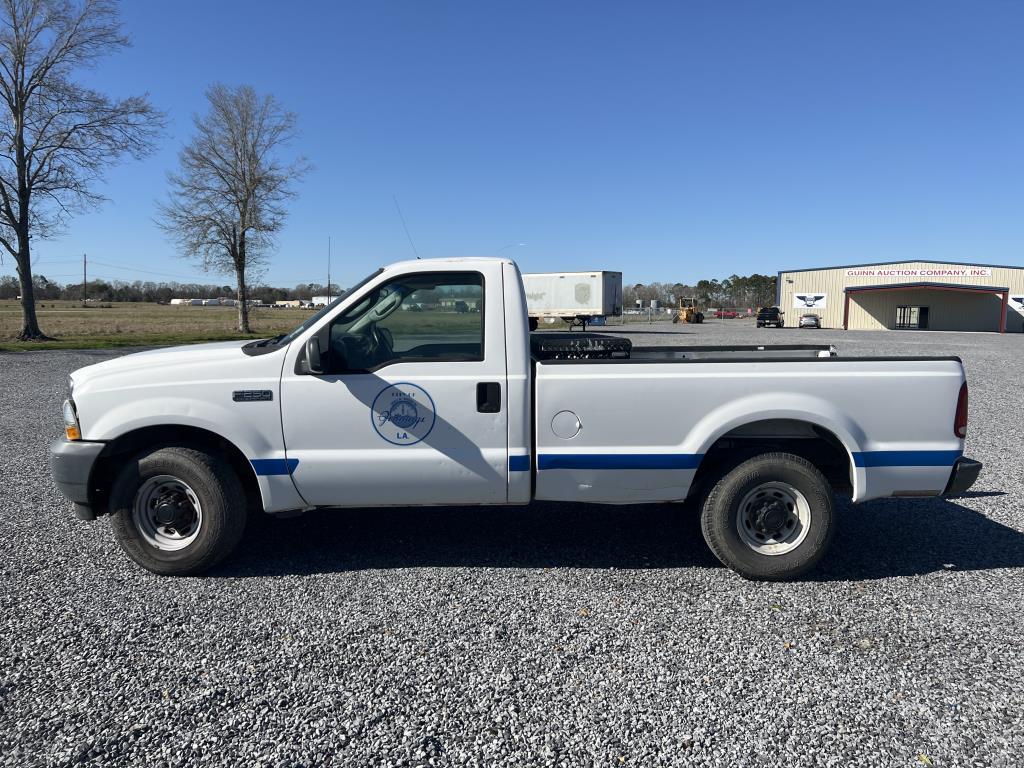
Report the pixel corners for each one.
[844,266,993,278]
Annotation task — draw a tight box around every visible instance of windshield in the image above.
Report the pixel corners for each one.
[275,268,384,346]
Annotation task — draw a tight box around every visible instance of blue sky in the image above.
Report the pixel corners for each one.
[7,0,1024,289]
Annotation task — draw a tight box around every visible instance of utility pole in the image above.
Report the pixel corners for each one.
[82,253,87,307]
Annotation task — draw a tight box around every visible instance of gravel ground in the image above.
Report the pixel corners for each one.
[2,323,1023,767]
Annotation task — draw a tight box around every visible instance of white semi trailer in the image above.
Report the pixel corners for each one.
[522,271,623,330]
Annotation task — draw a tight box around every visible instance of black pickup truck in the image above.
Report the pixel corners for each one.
[756,306,785,328]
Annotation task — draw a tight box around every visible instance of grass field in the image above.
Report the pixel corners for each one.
[0,300,311,351]
[0,300,693,351]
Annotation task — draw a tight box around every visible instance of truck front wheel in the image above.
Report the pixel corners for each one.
[108,446,248,576]
[700,452,835,581]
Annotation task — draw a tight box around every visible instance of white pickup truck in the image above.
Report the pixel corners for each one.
[50,257,981,580]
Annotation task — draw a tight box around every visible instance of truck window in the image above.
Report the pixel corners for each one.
[275,268,384,347]
[326,271,484,372]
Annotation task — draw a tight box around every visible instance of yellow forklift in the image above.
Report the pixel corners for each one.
[672,297,705,324]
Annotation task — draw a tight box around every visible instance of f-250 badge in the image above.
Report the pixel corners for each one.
[371,383,436,445]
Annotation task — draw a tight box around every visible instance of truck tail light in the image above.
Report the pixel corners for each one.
[954,382,968,439]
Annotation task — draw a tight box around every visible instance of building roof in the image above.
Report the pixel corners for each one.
[843,282,1009,294]
[779,258,1024,275]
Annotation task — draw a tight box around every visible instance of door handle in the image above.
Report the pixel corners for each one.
[476,382,501,413]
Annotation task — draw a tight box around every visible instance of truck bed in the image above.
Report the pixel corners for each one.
[530,336,966,506]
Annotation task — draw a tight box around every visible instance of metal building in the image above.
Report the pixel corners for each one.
[777,260,1024,333]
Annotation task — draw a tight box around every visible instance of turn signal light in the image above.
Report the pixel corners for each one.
[62,399,81,441]
[954,382,968,439]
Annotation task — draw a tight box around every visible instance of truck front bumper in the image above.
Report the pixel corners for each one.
[49,439,105,520]
[943,457,982,497]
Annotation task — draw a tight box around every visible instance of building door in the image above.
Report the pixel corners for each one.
[896,305,929,329]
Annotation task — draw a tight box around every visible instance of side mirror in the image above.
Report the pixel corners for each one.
[305,336,324,375]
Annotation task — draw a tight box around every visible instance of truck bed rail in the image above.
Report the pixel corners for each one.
[529,332,838,362]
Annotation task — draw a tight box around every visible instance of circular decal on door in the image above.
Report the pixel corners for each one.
[371,382,437,446]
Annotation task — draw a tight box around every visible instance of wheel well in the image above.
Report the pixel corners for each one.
[90,425,264,517]
[690,419,852,500]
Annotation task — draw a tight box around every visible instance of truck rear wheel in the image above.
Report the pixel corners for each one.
[108,446,247,576]
[699,452,835,581]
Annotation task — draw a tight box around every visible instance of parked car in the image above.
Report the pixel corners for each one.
[799,313,821,329]
[756,306,785,327]
[51,256,980,582]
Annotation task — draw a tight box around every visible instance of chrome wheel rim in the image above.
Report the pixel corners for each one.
[132,475,203,551]
[736,481,811,556]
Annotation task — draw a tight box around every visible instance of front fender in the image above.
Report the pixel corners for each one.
[83,396,306,514]
[87,396,277,457]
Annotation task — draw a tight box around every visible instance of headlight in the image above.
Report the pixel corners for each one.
[62,399,81,441]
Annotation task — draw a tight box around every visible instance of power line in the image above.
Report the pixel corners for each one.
[4,257,348,287]
[88,259,224,281]
[86,259,336,285]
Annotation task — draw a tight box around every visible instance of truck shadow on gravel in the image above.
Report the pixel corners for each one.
[598,328,694,335]
[216,494,1024,581]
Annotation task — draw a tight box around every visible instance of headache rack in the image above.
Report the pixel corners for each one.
[530,332,632,359]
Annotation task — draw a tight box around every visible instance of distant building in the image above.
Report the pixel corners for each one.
[779,259,1024,333]
[311,296,333,307]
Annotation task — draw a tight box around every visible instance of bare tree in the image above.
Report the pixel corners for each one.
[0,0,164,340]
[158,84,308,333]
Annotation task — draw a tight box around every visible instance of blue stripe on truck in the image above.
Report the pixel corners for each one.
[250,458,299,476]
[535,450,961,472]
[249,451,959,479]
[537,453,703,470]
[852,450,962,468]
[509,455,531,472]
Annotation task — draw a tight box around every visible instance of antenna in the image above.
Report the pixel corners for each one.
[392,195,421,259]
[327,236,331,303]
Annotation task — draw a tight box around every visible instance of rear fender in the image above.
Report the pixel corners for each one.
[686,393,866,499]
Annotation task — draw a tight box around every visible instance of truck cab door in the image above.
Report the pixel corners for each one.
[279,265,510,507]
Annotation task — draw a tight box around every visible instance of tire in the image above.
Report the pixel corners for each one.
[108,446,248,576]
[700,452,835,581]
